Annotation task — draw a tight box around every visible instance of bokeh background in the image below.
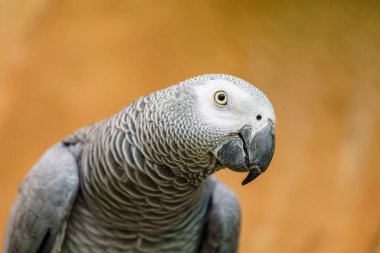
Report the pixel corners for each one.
[1,1,380,252]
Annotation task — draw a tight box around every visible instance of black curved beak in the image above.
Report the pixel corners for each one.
[213,123,275,185]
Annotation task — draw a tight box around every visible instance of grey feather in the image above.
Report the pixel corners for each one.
[4,143,79,253]
[4,74,275,253]
[200,177,241,253]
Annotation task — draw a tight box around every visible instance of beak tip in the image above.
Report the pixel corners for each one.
[241,165,262,185]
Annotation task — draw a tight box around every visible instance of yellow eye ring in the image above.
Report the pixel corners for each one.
[214,90,228,105]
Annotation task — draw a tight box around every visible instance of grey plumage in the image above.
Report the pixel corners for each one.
[4,144,79,253]
[4,74,276,253]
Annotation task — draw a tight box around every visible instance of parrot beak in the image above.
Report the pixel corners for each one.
[213,123,275,185]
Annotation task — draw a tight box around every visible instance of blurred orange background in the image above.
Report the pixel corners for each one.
[1,1,380,252]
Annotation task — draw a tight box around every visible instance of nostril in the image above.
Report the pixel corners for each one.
[256,115,262,121]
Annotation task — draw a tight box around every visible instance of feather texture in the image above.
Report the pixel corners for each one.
[3,74,276,253]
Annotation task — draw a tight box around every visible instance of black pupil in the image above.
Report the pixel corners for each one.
[256,115,262,120]
[218,93,225,101]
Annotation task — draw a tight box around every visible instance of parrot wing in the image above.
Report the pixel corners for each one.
[4,143,79,253]
[200,177,241,253]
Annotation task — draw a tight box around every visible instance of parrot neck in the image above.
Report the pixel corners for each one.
[76,131,213,235]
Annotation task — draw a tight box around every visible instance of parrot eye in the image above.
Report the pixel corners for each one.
[214,91,228,105]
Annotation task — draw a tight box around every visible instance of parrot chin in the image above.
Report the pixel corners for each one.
[213,123,275,185]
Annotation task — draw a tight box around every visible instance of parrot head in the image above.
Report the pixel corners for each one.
[139,74,275,185]
[191,75,276,185]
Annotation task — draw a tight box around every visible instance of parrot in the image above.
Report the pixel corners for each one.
[4,74,276,253]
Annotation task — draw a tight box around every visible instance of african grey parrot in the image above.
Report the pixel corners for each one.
[4,74,276,253]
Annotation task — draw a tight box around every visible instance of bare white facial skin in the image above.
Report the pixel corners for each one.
[193,79,276,134]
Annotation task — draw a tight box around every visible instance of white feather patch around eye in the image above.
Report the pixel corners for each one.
[193,79,269,131]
